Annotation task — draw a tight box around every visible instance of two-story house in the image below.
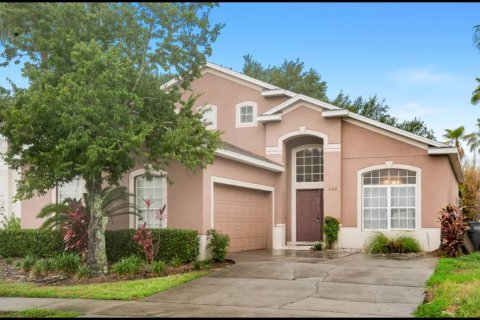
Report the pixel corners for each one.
[8,62,462,257]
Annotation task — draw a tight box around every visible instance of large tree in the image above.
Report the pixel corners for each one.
[242,55,436,140]
[0,3,223,274]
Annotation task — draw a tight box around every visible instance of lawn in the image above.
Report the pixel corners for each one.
[415,252,480,318]
[0,271,207,300]
[0,308,81,318]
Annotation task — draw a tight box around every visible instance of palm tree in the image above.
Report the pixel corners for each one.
[444,126,466,160]
[464,119,480,162]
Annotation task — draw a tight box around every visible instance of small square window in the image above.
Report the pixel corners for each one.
[236,102,257,127]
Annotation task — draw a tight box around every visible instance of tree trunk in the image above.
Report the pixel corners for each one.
[86,175,108,274]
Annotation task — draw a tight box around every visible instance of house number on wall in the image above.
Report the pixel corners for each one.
[328,187,338,192]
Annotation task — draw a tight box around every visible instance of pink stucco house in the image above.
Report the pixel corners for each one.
[1,62,462,257]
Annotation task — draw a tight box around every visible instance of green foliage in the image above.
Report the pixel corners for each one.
[443,126,465,159]
[170,256,182,269]
[324,216,340,250]
[439,204,468,257]
[0,216,21,230]
[0,229,64,258]
[0,308,82,318]
[193,259,210,270]
[147,261,166,274]
[76,266,92,280]
[366,232,422,254]
[459,161,480,221]
[0,272,207,300]
[32,260,46,277]
[111,255,144,276]
[311,242,323,251]
[415,252,480,318]
[43,258,56,273]
[21,254,36,272]
[243,54,328,100]
[206,229,230,262]
[53,253,81,276]
[4,257,13,265]
[105,228,200,264]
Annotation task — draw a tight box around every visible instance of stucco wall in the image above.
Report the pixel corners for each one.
[21,190,53,229]
[341,120,457,229]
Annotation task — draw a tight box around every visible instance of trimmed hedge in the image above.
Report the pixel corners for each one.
[0,229,63,258]
[105,229,200,264]
[0,228,200,264]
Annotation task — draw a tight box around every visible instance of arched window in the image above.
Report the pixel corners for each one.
[362,168,417,230]
[135,175,167,228]
[296,147,323,182]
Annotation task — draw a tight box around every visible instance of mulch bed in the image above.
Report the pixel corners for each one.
[0,257,235,286]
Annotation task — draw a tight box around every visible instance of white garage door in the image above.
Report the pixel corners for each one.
[214,184,269,252]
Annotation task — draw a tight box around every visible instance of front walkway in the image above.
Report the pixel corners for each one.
[0,250,437,317]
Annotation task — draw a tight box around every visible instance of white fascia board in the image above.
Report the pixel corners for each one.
[215,149,284,173]
[322,109,349,117]
[427,147,458,155]
[257,114,282,123]
[263,94,341,116]
[261,89,296,98]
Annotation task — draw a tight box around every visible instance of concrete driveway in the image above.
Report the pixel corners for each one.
[92,249,437,317]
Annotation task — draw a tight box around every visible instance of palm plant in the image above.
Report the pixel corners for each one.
[464,119,480,161]
[37,185,139,259]
[444,126,466,160]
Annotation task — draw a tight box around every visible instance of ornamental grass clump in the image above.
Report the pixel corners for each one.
[366,232,421,254]
[111,255,144,276]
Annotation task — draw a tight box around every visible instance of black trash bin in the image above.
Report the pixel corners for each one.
[467,221,480,251]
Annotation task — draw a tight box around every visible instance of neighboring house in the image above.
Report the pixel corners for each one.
[1,62,462,256]
[0,135,21,226]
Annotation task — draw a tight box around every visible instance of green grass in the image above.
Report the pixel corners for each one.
[415,252,480,318]
[0,308,81,318]
[0,271,207,300]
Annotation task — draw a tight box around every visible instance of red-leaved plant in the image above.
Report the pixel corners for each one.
[133,204,166,263]
[133,222,159,264]
[439,204,469,257]
[60,198,90,259]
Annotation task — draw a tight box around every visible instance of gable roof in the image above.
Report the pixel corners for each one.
[161,61,463,182]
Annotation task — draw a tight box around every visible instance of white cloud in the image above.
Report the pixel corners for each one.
[389,66,452,85]
[391,101,444,121]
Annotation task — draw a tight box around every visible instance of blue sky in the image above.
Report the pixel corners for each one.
[2,2,480,144]
[206,2,480,142]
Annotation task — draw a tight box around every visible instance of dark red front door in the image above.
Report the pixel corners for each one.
[296,189,323,241]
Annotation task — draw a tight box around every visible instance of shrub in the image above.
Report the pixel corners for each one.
[206,229,230,262]
[311,242,323,251]
[76,266,92,280]
[366,232,421,254]
[324,216,340,249]
[0,229,64,258]
[21,255,36,272]
[170,256,182,269]
[43,258,56,273]
[439,204,469,257]
[60,199,90,259]
[459,161,480,221]
[106,229,199,264]
[0,216,21,230]
[4,257,13,265]
[148,261,166,274]
[32,259,47,277]
[111,255,144,276]
[193,259,210,270]
[54,252,81,275]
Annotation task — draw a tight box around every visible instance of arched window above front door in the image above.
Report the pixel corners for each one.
[295,147,323,183]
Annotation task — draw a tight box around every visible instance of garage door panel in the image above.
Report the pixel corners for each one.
[214,184,269,253]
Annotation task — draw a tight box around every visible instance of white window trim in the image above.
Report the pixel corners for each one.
[52,177,85,204]
[235,101,257,128]
[357,163,422,232]
[128,168,167,229]
[197,104,217,130]
[291,144,324,243]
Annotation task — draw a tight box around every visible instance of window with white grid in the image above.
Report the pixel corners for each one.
[135,175,166,229]
[235,101,257,127]
[362,169,416,230]
[296,147,323,183]
[57,177,85,204]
